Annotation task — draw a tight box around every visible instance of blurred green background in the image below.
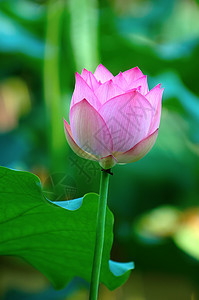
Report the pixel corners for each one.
[0,0,199,299]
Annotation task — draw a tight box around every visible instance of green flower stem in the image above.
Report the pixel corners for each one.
[89,170,110,300]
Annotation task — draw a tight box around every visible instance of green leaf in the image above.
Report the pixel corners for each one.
[0,166,134,290]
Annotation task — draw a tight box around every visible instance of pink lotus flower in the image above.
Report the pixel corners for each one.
[64,64,164,169]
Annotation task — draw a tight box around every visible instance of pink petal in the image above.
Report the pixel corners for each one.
[94,80,124,105]
[122,67,144,84]
[115,129,158,163]
[94,64,114,83]
[112,72,129,90]
[130,75,149,95]
[145,84,164,134]
[81,68,101,91]
[98,90,154,152]
[64,119,98,161]
[70,99,113,157]
[71,73,101,110]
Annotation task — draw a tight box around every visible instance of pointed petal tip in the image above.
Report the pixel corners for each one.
[94,64,114,83]
[80,98,87,103]
[75,72,81,78]
[146,83,164,98]
[69,98,89,115]
[74,72,82,82]
[95,63,105,71]
[98,88,137,108]
[134,66,142,72]
[63,118,71,134]
[155,83,162,89]
[72,73,101,110]
[63,118,69,128]
[81,68,88,77]
[153,83,164,91]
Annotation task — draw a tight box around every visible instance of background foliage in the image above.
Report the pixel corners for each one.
[0,0,199,299]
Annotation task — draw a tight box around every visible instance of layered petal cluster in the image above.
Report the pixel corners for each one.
[64,64,164,169]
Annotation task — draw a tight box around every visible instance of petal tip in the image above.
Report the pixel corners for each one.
[75,72,83,80]
[63,118,69,127]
